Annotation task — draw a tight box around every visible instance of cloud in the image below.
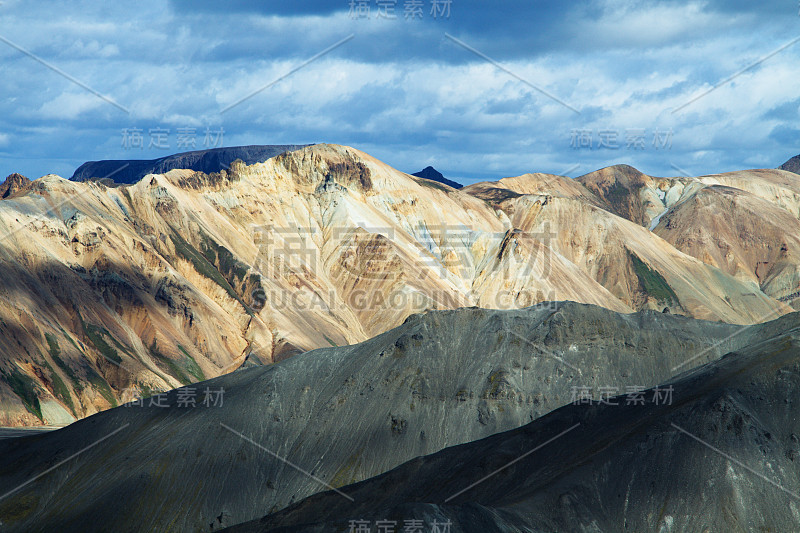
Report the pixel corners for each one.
[0,0,797,182]
[37,91,109,120]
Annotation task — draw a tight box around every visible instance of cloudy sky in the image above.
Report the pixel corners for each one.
[0,0,798,184]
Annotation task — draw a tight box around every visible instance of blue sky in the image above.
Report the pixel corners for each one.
[0,0,798,184]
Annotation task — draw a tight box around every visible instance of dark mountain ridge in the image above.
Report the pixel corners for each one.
[411,166,463,188]
[780,154,800,174]
[70,144,312,184]
[0,302,770,532]
[231,311,800,532]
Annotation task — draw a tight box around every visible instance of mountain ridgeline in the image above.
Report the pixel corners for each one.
[70,144,312,184]
[0,145,797,426]
[0,302,790,532]
[1,146,800,531]
[232,310,800,533]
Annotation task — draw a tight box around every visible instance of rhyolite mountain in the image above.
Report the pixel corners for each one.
[411,166,463,189]
[0,144,795,426]
[0,173,30,199]
[574,163,800,306]
[70,144,310,184]
[462,171,605,208]
[0,302,788,532]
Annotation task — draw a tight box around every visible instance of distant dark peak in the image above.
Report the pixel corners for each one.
[411,166,463,189]
[70,144,313,185]
[779,154,800,175]
[413,166,444,180]
[1,172,31,199]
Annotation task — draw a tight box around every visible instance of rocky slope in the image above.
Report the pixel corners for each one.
[70,145,310,184]
[501,163,800,309]
[581,165,800,308]
[576,165,800,232]
[653,184,800,304]
[1,144,788,426]
[231,310,800,533]
[492,192,781,320]
[0,303,783,532]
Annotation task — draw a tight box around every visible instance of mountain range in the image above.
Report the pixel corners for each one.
[0,302,790,532]
[233,309,800,532]
[0,145,797,426]
[1,146,800,530]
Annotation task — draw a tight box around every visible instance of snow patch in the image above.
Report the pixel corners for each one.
[649,208,668,231]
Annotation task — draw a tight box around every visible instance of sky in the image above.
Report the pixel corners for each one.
[0,0,798,185]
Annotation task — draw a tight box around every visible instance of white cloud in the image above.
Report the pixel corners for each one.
[37,92,107,119]
[62,40,120,59]
[0,0,797,181]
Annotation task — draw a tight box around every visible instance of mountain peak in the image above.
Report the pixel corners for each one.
[411,166,463,189]
[575,165,656,226]
[779,154,800,174]
[0,172,31,199]
[579,164,648,182]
